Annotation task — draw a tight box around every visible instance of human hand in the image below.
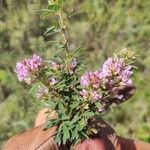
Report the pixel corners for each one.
[3,118,150,150]
[2,119,118,150]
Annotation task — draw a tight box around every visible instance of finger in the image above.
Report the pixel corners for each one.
[74,138,106,150]
[2,126,58,150]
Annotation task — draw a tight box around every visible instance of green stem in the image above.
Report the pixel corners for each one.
[58,9,69,55]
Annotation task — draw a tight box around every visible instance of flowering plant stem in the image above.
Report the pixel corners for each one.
[15,0,137,148]
[58,10,69,55]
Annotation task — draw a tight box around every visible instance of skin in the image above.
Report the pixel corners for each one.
[2,108,150,150]
[74,138,106,150]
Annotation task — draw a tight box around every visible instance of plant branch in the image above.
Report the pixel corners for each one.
[58,10,69,55]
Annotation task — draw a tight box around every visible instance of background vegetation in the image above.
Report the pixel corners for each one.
[0,0,150,148]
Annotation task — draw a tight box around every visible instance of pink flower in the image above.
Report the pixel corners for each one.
[80,89,101,100]
[48,78,58,85]
[51,61,62,70]
[67,59,78,74]
[89,71,102,88]
[80,72,90,87]
[101,57,133,85]
[80,71,102,88]
[36,87,48,99]
[116,95,123,100]
[25,54,43,71]
[15,54,43,82]
[121,66,133,84]
[101,57,124,77]
[80,89,89,99]
[15,61,29,81]
[101,56,134,101]
[80,55,134,102]
[90,91,102,100]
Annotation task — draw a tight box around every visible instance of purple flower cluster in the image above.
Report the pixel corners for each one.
[101,57,133,85]
[80,56,133,101]
[15,61,29,81]
[80,71,103,100]
[80,71,102,89]
[80,89,101,100]
[15,54,43,82]
[25,54,43,71]
[51,61,63,70]
[101,57,133,100]
[15,51,134,103]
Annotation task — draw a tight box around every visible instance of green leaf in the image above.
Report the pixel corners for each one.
[71,115,80,124]
[70,99,80,110]
[58,123,63,134]
[58,0,64,6]
[95,102,102,110]
[78,119,86,131]
[45,26,55,33]
[53,54,64,62]
[63,124,70,144]
[54,79,65,88]
[59,102,66,113]
[47,100,57,109]
[44,26,60,36]
[29,83,39,97]
[64,121,74,130]
[46,119,55,128]
[55,134,62,145]
[80,132,89,139]
[71,125,79,140]
[39,9,54,17]
[83,111,94,118]
[48,4,60,12]
[70,46,83,56]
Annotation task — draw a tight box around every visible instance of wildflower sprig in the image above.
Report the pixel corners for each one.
[15,0,137,148]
